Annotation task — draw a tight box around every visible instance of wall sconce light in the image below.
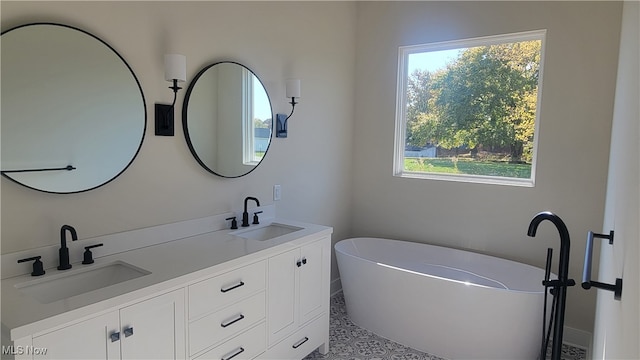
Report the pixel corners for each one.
[155,54,186,136]
[276,79,301,138]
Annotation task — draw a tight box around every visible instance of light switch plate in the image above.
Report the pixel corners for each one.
[273,184,281,201]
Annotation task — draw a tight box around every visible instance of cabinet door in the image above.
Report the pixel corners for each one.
[267,248,298,345]
[298,239,328,325]
[32,311,120,360]
[119,289,185,360]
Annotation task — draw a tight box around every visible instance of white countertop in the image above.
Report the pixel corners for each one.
[1,218,332,340]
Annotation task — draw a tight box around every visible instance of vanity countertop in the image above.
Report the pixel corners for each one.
[1,218,332,340]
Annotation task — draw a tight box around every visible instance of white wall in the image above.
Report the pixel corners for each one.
[352,1,622,332]
[0,2,356,285]
[593,1,640,357]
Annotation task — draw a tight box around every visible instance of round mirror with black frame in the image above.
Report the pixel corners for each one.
[182,61,273,178]
[1,23,146,194]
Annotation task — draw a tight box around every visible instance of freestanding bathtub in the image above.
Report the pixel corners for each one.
[335,237,547,360]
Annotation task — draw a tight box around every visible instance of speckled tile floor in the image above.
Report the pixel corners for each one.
[304,292,587,360]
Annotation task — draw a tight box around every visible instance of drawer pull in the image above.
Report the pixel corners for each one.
[221,314,245,328]
[292,336,309,349]
[221,281,245,293]
[221,347,245,360]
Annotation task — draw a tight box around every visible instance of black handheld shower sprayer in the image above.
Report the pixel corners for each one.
[528,211,576,360]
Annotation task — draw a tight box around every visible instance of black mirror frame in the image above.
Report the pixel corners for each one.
[182,61,273,179]
[1,22,147,194]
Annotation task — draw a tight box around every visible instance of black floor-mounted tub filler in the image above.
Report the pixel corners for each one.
[528,211,576,360]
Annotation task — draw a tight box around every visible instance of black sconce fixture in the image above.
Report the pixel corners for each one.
[276,79,301,138]
[155,54,186,136]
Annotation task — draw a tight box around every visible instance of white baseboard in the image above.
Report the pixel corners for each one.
[563,326,592,356]
[330,277,342,297]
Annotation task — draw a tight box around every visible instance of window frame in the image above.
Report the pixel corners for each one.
[242,68,259,166]
[393,30,547,187]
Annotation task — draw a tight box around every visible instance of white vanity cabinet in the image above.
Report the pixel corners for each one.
[3,218,332,360]
[28,289,185,360]
[263,236,331,359]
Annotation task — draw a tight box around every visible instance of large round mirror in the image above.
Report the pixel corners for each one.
[1,23,146,193]
[183,62,272,178]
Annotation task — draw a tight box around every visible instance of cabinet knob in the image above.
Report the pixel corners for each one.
[123,327,134,338]
[296,260,302,267]
[110,332,120,342]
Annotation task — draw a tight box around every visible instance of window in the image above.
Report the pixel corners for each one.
[394,30,545,186]
[243,71,271,165]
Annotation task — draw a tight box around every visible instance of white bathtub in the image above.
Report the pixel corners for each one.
[335,237,547,360]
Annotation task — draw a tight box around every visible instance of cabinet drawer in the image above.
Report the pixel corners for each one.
[195,322,266,360]
[261,315,327,360]
[190,292,266,356]
[190,260,266,320]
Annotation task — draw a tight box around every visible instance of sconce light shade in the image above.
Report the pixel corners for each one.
[285,79,301,99]
[277,79,301,138]
[164,54,186,83]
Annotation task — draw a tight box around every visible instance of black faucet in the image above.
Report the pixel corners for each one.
[242,197,260,227]
[58,224,78,270]
[527,211,575,360]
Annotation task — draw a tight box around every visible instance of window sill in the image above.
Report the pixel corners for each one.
[395,171,535,187]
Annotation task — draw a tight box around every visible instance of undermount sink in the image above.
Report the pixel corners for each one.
[15,261,151,304]
[233,223,304,241]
